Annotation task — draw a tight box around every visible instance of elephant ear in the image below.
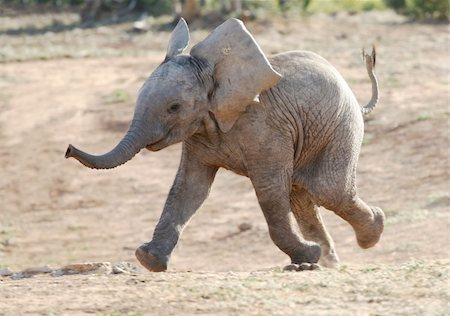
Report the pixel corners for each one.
[190,18,282,132]
[166,18,190,59]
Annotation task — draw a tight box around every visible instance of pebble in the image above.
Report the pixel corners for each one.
[238,222,252,232]
[0,268,13,277]
[112,262,138,274]
[22,265,52,275]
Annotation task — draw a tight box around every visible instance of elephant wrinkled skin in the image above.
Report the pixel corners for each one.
[66,18,385,271]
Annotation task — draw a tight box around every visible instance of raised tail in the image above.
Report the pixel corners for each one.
[361,45,379,115]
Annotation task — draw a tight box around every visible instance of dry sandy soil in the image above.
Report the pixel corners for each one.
[0,10,449,315]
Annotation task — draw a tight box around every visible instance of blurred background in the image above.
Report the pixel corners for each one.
[0,0,448,273]
[1,0,449,26]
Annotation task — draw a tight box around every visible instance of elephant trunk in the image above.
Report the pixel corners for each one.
[65,119,149,169]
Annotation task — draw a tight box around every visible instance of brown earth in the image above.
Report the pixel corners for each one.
[0,11,448,315]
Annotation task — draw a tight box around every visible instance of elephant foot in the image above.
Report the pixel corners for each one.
[135,244,168,272]
[283,263,321,271]
[290,242,321,265]
[356,206,385,249]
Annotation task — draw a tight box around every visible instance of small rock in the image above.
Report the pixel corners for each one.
[133,20,149,32]
[22,265,52,276]
[51,262,112,276]
[112,262,137,274]
[238,222,252,232]
[5,266,52,280]
[125,278,139,285]
[0,268,13,277]
[10,272,27,280]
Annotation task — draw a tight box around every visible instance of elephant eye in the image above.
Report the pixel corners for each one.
[168,103,181,114]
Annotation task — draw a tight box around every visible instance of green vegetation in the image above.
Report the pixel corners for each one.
[383,0,449,20]
[307,0,386,13]
[1,0,448,21]
[0,0,83,5]
[362,132,375,145]
[135,0,174,16]
[108,89,130,104]
[416,113,432,121]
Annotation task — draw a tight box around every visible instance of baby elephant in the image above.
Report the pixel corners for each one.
[66,18,385,271]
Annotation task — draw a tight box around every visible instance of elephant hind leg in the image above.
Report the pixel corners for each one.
[298,146,385,250]
[315,189,384,250]
[304,176,385,249]
[328,197,385,249]
[291,188,339,267]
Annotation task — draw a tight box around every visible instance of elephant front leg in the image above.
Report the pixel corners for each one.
[135,149,218,272]
[251,170,321,269]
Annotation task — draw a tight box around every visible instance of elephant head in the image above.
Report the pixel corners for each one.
[65,18,281,169]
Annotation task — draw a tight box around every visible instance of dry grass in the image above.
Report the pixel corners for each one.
[1,260,448,315]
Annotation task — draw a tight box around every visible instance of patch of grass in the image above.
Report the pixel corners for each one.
[416,113,432,121]
[338,264,349,272]
[401,259,425,273]
[416,111,449,122]
[426,193,450,209]
[361,264,381,273]
[381,207,398,215]
[67,224,87,231]
[362,132,375,145]
[386,207,449,226]
[362,0,384,11]
[384,0,449,21]
[386,208,430,225]
[307,0,386,13]
[107,89,130,104]
[207,286,244,301]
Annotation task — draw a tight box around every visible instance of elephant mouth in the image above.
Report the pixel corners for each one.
[146,128,174,151]
[146,138,166,152]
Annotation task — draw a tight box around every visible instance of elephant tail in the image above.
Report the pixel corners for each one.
[361,45,379,115]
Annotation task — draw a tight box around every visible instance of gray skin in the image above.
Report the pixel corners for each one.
[66,18,385,271]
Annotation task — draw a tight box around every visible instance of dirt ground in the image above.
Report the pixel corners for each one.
[0,10,448,315]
